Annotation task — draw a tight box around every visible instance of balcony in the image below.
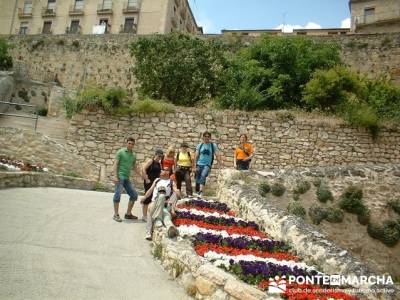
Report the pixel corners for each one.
[354,10,400,26]
[97,3,113,15]
[42,7,56,17]
[18,8,33,18]
[69,4,84,16]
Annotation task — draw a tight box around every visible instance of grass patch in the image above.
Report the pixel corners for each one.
[316,184,333,203]
[63,171,82,178]
[287,201,306,219]
[129,98,175,113]
[258,182,270,197]
[153,244,163,259]
[271,182,286,197]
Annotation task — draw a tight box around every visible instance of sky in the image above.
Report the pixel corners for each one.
[187,0,351,34]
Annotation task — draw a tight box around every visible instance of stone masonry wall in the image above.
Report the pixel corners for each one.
[0,127,100,181]
[65,108,400,184]
[2,32,400,93]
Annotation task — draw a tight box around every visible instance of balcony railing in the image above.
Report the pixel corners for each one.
[354,10,400,26]
[120,24,137,33]
[42,7,56,17]
[18,8,33,18]
[69,4,84,16]
[97,3,113,14]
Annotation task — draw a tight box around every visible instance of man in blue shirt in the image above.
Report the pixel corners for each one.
[194,131,223,197]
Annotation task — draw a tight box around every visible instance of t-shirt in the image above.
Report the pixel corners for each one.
[162,158,175,171]
[176,151,192,167]
[235,143,254,160]
[196,143,218,167]
[115,148,136,180]
[151,178,172,202]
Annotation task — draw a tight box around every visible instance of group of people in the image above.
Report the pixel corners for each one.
[111,132,254,240]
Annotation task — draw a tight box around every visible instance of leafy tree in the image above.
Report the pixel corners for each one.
[130,33,225,106]
[0,39,13,71]
[217,36,341,110]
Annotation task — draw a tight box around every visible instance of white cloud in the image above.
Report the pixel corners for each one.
[274,21,321,33]
[341,18,351,28]
[196,14,217,34]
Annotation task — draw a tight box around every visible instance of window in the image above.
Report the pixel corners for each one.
[23,1,32,14]
[127,0,137,8]
[70,20,80,33]
[102,0,112,10]
[19,22,29,35]
[74,0,84,10]
[364,7,375,23]
[123,18,135,33]
[42,21,52,34]
[47,0,56,11]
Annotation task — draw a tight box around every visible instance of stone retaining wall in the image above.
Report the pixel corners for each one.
[0,127,100,181]
[150,226,278,300]
[0,171,99,190]
[66,109,400,184]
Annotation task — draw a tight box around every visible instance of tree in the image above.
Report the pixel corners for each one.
[0,39,13,71]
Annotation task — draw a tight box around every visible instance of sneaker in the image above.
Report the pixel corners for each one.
[167,226,179,238]
[155,219,163,228]
[141,216,147,222]
[113,215,122,222]
[124,214,138,220]
[197,191,203,198]
[145,234,152,241]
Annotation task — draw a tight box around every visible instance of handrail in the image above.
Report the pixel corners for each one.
[0,101,39,132]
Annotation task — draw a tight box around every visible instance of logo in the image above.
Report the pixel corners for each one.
[268,275,287,294]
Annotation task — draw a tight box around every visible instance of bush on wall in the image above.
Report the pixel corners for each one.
[0,39,13,71]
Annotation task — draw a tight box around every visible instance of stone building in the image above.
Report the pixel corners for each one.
[221,28,350,37]
[0,0,202,35]
[350,0,400,33]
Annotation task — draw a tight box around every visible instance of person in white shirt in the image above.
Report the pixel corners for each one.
[140,167,181,240]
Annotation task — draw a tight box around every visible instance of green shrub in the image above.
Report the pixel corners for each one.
[388,198,400,215]
[303,66,361,111]
[287,202,306,219]
[368,220,400,247]
[381,220,400,247]
[258,182,271,197]
[218,36,341,110]
[367,222,384,240]
[293,180,311,195]
[338,185,366,214]
[0,38,13,70]
[271,182,286,197]
[343,102,379,139]
[63,171,82,178]
[326,207,344,223]
[63,96,77,119]
[129,98,175,113]
[101,88,127,111]
[357,206,371,225]
[293,193,300,201]
[35,105,48,116]
[130,32,225,106]
[309,204,327,225]
[316,184,333,203]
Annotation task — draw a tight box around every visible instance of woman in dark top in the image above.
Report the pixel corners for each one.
[141,149,164,221]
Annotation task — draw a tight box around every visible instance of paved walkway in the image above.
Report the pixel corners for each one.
[0,187,191,300]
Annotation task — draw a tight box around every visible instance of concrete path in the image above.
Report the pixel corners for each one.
[0,187,191,300]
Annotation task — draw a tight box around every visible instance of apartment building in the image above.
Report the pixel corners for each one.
[221,28,350,38]
[350,0,400,33]
[0,0,202,35]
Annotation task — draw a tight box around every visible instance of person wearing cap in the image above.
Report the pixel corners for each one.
[175,142,195,197]
[141,149,164,221]
[112,137,141,222]
[140,167,181,240]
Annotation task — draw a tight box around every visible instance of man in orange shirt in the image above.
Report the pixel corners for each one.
[234,134,254,170]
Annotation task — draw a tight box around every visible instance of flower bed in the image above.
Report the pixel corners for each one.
[0,156,48,172]
[174,197,357,300]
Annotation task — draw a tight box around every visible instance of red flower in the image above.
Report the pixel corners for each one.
[174,218,267,238]
[194,243,299,261]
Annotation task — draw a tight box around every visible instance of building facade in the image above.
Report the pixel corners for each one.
[0,0,202,35]
[221,28,350,38]
[350,0,400,33]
